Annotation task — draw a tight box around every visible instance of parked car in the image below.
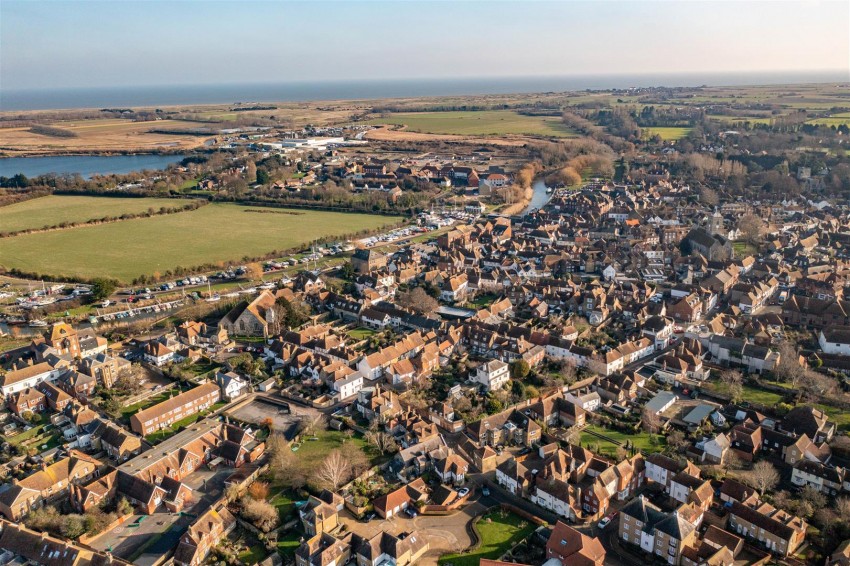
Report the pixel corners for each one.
[457,487,470,498]
[404,507,417,518]
[597,516,612,530]
[481,486,490,497]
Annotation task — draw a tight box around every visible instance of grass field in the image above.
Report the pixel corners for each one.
[580,424,662,456]
[0,195,182,233]
[367,110,576,137]
[439,510,535,566]
[644,127,692,140]
[0,203,402,282]
[806,112,850,127]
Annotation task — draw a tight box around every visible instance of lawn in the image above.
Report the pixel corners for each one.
[0,203,402,282]
[438,510,536,566]
[580,424,662,456]
[347,327,377,341]
[238,544,269,563]
[292,429,386,469]
[0,195,182,233]
[813,404,850,430]
[644,127,692,141]
[733,240,758,257]
[708,382,786,406]
[367,111,576,137]
[277,530,302,558]
[806,112,850,127]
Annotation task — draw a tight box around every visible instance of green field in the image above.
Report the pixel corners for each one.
[0,203,401,282]
[368,110,576,137]
[806,113,850,127]
[580,424,662,456]
[0,195,183,233]
[439,511,536,566]
[644,127,692,141]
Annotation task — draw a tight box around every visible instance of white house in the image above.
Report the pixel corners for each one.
[473,359,510,391]
[701,432,730,464]
[565,391,601,412]
[819,328,850,356]
[0,361,65,397]
[331,370,364,400]
[216,370,250,401]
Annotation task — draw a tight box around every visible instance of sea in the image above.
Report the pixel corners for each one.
[2,71,847,111]
[0,154,187,179]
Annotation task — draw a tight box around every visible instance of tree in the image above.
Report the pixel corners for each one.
[642,406,663,434]
[719,369,744,404]
[396,287,439,315]
[800,484,827,510]
[667,430,687,453]
[61,514,86,539]
[700,187,719,207]
[510,360,530,380]
[256,168,270,185]
[245,262,264,281]
[241,498,279,532]
[90,278,117,301]
[835,497,850,523]
[248,481,270,501]
[559,359,577,386]
[316,450,352,491]
[116,497,133,516]
[737,213,765,245]
[749,460,779,496]
[774,342,805,385]
[366,428,398,455]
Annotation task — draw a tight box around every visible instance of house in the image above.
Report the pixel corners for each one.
[7,387,46,416]
[143,340,177,366]
[0,519,124,566]
[0,360,66,397]
[351,248,387,274]
[173,506,236,566]
[727,500,806,556]
[546,521,606,566]
[780,406,836,443]
[819,327,850,355]
[372,477,428,519]
[130,382,220,436]
[296,532,350,566]
[0,450,102,521]
[434,453,470,485]
[216,370,250,401]
[300,490,343,537]
[350,530,429,566]
[98,422,143,462]
[618,496,698,565]
[473,359,510,391]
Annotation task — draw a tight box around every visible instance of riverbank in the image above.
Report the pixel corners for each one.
[500,185,535,216]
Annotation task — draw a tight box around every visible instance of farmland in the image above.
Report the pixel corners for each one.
[0,195,181,233]
[0,203,401,282]
[367,110,576,137]
[0,118,213,156]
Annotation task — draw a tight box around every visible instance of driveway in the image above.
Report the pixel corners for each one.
[339,496,488,566]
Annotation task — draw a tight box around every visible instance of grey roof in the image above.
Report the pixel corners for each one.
[646,391,677,414]
[683,404,715,425]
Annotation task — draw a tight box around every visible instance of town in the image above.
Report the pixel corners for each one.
[3,132,850,566]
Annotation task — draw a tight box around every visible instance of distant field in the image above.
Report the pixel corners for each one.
[0,118,212,155]
[367,110,576,137]
[0,195,181,233]
[0,204,401,282]
[710,115,774,125]
[806,112,850,127]
[644,127,692,140]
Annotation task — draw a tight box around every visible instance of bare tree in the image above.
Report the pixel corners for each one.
[396,287,439,315]
[559,359,577,386]
[835,497,850,523]
[241,498,279,532]
[316,450,352,491]
[700,187,719,207]
[749,460,779,496]
[642,406,663,434]
[774,342,805,386]
[366,430,398,455]
[719,369,744,404]
[737,213,765,245]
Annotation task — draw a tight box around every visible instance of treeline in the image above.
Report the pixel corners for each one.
[531,137,616,181]
[230,105,277,112]
[561,111,635,153]
[28,125,78,138]
[0,199,206,238]
[369,101,561,114]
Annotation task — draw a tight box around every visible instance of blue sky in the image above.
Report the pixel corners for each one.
[2,0,848,90]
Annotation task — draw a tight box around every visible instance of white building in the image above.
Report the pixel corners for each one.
[473,359,510,391]
[819,328,850,356]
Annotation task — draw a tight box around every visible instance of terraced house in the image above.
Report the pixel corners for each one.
[130,381,220,435]
[0,450,102,521]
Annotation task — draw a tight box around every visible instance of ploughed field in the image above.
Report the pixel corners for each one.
[0,200,401,282]
[0,195,181,233]
[367,110,577,137]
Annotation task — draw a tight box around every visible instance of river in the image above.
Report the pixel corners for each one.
[0,154,187,179]
[523,178,552,215]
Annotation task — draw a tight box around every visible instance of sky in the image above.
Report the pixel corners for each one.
[2,0,849,91]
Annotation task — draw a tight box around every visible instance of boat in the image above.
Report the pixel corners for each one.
[88,316,98,325]
[28,319,48,327]
[206,294,221,303]
[546,187,553,194]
